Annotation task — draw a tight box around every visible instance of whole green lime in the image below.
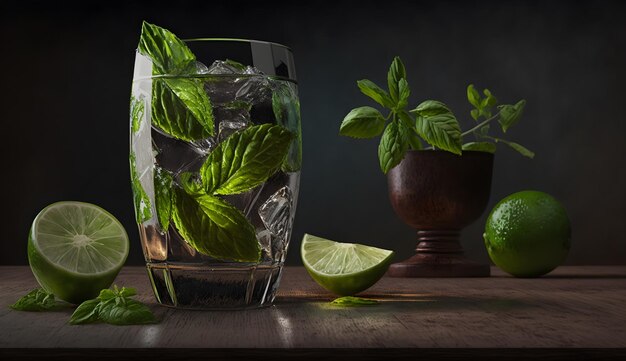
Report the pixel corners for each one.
[484,191,571,278]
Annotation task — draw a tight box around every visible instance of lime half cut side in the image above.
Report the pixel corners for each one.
[28,201,129,304]
[301,233,394,296]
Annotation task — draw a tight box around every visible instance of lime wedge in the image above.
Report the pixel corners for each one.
[301,234,394,296]
[28,201,129,304]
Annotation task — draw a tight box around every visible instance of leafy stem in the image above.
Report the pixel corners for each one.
[339,56,535,173]
[460,111,501,137]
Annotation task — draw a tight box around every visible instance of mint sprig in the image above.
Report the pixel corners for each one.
[10,288,70,312]
[340,56,534,174]
[170,124,293,262]
[70,286,156,325]
[138,22,215,141]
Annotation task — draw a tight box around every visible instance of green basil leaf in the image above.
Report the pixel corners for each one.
[200,124,293,195]
[151,78,215,141]
[478,124,490,137]
[172,191,260,262]
[415,113,462,155]
[387,56,406,102]
[378,120,409,174]
[97,298,156,326]
[483,89,498,107]
[138,21,195,75]
[154,168,174,232]
[493,138,535,158]
[339,106,386,138]
[331,296,379,306]
[467,84,482,109]
[498,99,526,133]
[396,78,410,109]
[462,142,496,153]
[119,287,137,298]
[98,288,117,301]
[129,153,152,223]
[398,111,423,150]
[10,289,66,312]
[272,86,303,172]
[69,299,101,325]
[357,79,394,109]
[411,100,452,117]
[470,108,480,121]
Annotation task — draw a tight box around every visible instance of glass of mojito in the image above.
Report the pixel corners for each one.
[129,22,301,309]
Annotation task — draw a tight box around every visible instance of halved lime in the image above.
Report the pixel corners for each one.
[301,234,394,296]
[28,201,129,304]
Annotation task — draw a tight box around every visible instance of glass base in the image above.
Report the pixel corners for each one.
[146,262,283,310]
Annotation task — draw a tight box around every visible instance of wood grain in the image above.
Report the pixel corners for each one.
[0,266,625,351]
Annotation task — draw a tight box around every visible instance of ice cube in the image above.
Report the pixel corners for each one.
[235,76,273,103]
[257,229,273,260]
[190,137,217,155]
[243,66,264,75]
[204,77,245,105]
[218,120,250,141]
[152,128,208,175]
[213,101,251,123]
[190,61,210,74]
[207,60,243,75]
[258,186,293,237]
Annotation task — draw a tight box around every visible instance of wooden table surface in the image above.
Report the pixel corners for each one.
[1,266,625,360]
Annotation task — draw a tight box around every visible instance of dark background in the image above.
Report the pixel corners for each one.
[1,0,625,267]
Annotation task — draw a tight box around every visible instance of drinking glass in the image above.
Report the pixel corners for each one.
[129,39,301,309]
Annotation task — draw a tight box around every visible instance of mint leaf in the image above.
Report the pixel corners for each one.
[470,108,480,121]
[172,190,260,262]
[492,137,535,158]
[98,288,117,301]
[10,289,67,312]
[130,96,145,133]
[411,100,452,117]
[396,78,410,109]
[498,99,526,133]
[97,299,156,326]
[118,287,137,298]
[272,87,303,172]
[69,299,100,324]
[129,153,152,223]
[415,113,462,155]
[138,21,195,75]
[378,120,409,174]
[200,124,293,195]
[357,79,394,109]
[462,141,496,153]
[482,88,497,107]
[71,286,157,326]
[340,106,386,138]
[387,56,406,103]
[398,111,422,150]
[331,296,379,306]
[154,167,174,232]
[151,78,215,141]
[467,84,481,109]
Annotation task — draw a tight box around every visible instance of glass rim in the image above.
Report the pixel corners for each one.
[182,37,292,51]
[133,72,298,84]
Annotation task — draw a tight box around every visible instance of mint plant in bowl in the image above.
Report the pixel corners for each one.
[340,57,533,277]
